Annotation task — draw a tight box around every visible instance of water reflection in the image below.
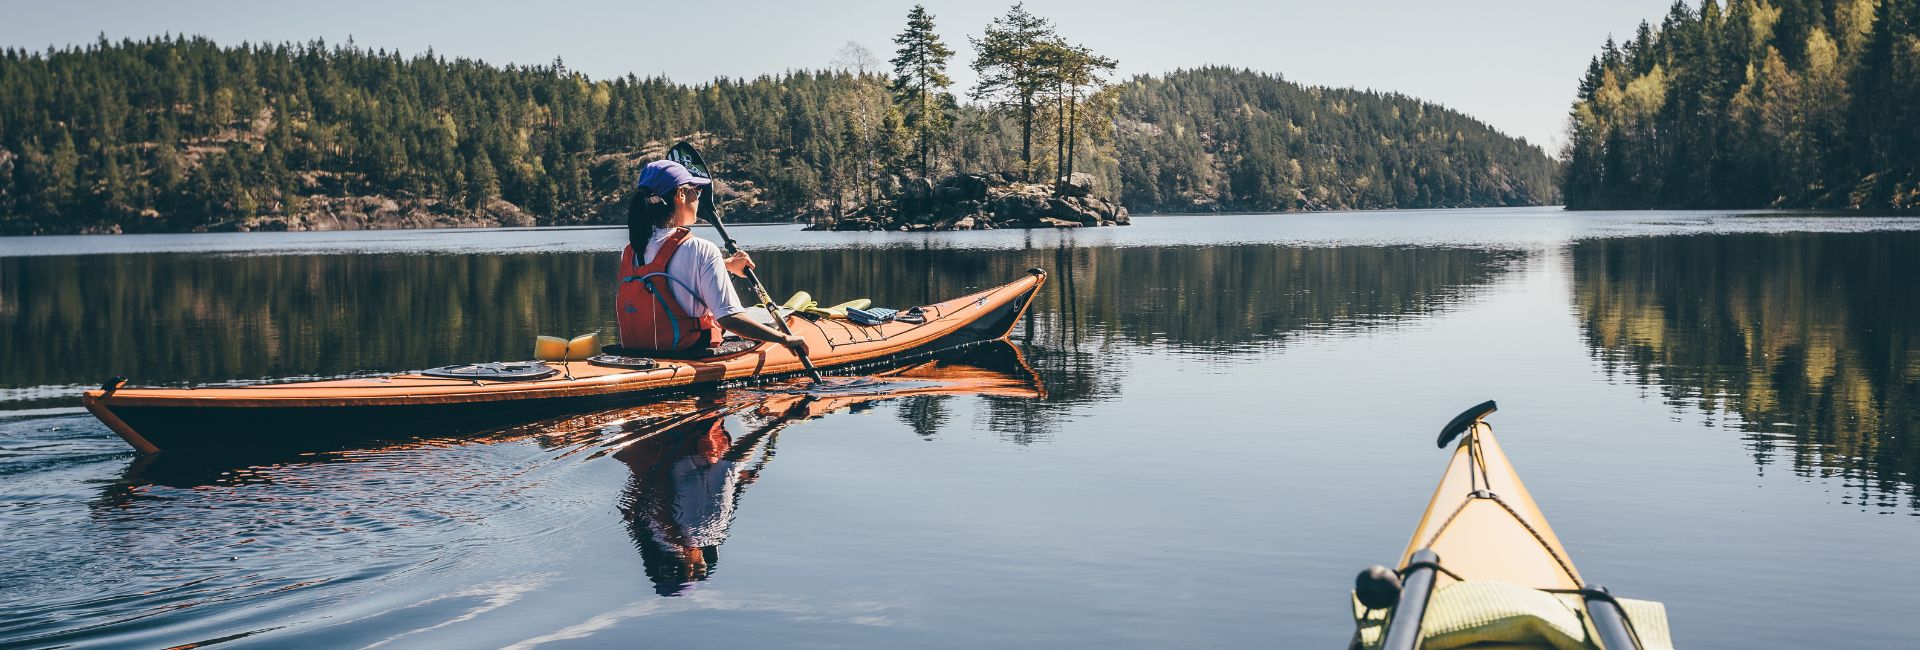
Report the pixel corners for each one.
[7,344,1043,648]
[2,242,1509,411]
[609,346,1046,596]
[0,252,617,402]
[1573,233,1920,510]
[3,235,1518,644]
[617,396,778,596]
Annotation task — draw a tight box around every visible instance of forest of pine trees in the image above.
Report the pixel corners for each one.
[0,35,927,234]
[1110,68,1559,212]
[0,8,1560,235]
[1563,0,1920,211]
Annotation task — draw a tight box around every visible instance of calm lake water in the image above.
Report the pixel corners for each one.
[2,207,1917,648]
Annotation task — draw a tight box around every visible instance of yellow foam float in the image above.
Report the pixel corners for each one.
[534,332,600,361]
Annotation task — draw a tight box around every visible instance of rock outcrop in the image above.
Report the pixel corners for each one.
[196,195,539,233]
[806,173,1129,232]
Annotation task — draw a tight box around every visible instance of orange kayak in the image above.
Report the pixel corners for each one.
[83,270,1046,453]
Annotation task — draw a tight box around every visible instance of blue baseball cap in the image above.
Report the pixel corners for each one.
[636,160,710,197]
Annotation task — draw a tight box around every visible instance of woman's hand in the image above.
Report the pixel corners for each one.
[716,314,809,355]
[779,333,807,354]
[725,251,754,277]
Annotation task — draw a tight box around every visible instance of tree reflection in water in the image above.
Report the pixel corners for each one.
[2,241,1507,411]
[1574,232,1920,510]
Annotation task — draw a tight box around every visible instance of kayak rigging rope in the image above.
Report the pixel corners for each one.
[1425,426,1580,587]
[1467,425,1491,493]
[818,316,882,345]
[788,307,905,352]
[797,317,847,351]
[1400,557,1465,582]
[1421,485,1581,587]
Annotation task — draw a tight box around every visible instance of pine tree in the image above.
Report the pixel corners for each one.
[1053,44,1115,193]
[971,3,1058,181]
[890,5,955,179]
[1578,57,1606,100]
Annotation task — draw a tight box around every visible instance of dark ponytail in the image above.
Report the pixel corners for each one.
[627,188,674,253]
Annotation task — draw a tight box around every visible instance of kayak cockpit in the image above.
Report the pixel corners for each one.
[1350,580,1673,650]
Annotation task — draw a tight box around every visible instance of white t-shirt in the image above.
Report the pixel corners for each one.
[640,227,748,321]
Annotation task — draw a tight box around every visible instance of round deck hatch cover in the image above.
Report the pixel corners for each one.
[420,361,558,381]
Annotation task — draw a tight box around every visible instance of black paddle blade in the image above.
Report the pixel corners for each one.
[667,141,709,178]
[667,141,721,223]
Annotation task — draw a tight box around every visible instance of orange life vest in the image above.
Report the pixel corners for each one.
[617,228,723,351]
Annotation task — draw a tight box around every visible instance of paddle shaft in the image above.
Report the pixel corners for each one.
[701,188,824,382]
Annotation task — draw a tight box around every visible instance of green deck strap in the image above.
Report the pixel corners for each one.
[1351,581,1673,650]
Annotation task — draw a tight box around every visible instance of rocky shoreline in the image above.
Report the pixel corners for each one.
[806,172,1128,231]
[197,196,537,232]
[64,171,1130,235]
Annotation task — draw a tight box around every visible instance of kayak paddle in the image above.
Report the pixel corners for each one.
[666,141,824,383]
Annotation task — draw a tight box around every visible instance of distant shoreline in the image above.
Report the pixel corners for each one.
[32,204,1920,239]
[0,205,1588,238]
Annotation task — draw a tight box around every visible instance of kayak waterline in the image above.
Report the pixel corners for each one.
[82,269,1046,454]
[1350,401,1674,650]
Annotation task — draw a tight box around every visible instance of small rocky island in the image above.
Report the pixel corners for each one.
[806,172,1129,231]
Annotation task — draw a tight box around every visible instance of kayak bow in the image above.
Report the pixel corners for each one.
[1350,401,1673,650]
[1404,400,1581,593]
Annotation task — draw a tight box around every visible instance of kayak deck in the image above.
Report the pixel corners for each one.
[84,270,1045,452]
[1401,422,1581,592]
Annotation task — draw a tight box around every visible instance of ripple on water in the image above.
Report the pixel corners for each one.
[0,411,620,649]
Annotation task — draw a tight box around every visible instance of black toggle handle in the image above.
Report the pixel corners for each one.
[1437,400,1498,448]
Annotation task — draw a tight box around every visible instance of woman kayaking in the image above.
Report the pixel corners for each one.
[619,159,808,354]
[84,148,1048,453]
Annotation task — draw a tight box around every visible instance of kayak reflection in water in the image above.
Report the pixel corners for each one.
[614,397,788,596]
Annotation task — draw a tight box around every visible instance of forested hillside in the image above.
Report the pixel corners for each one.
[1112,68,1559,213]
[0,37,1559,235]
[0,37,924,234]
[1563,0,1920,211]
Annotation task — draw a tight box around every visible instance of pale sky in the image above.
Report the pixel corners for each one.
[1,0,1681,152]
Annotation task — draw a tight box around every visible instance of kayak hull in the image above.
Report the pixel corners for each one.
[84,270,1045,453]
